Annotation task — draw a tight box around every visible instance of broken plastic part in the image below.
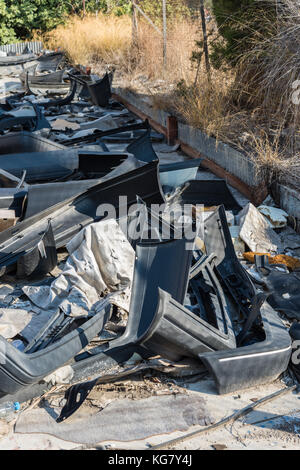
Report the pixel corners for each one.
[61,120,150,147]
[126,129,159,163]
[141,283,236,361]
[0,306,110,397]
[254,255,300,321]
[0,102,50,132]
[20,68,64,86]
[204,205,256,318]
[36,77,77,109]
[181,180,242,213]
[23,154,142,218]
[199,302,291,394]
[0,132,66,155]
[87,73,112,107]
[159,159,203,191]
[16,221,57,279]
[0,161,165,271]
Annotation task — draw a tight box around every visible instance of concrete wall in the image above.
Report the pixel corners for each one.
[113,87,261,187]
[113,86,300,229]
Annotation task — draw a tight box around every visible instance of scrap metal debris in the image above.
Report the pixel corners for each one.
[0,43,299,449]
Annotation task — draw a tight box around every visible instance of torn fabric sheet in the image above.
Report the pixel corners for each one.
[22,220,135,317]
[0,308,32,339]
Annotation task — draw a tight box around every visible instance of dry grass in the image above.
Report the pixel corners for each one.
[230,0,300,189]
[136,19,199,83]
[236,1,300,132]
[244,130,300,189]
[45,14,199,83]
[171,70,236,141]
[45,6,300,190]
[45,14,133,66]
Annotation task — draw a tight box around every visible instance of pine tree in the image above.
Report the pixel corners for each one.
[211,0,277,67]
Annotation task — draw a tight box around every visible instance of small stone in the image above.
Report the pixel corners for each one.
[212,444,227,451]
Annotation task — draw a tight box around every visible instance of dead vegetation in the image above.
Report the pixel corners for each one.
[45,13,198,83]
[45,14,132,66]
[244,130,300,190]
[45,2,300,190]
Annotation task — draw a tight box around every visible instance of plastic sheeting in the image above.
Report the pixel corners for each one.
[15,394,212,445]
[0,308,32,339]
[22,220,135,317]
[237,203,282,254]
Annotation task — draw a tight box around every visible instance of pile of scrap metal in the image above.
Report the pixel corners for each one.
[0,47,298,425]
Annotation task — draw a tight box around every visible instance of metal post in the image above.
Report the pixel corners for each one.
[132,0,139,47]
[200,0,211,81]
[132,1,163,36]
[162,0,167,68]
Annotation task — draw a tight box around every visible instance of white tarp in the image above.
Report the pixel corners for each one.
[0,308,32,339]
[237,203,282,254]
[23,219,135,317]
[258,205,288,228]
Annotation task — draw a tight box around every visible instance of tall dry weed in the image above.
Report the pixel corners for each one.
[45,6,300,190]
[45,14,132,66]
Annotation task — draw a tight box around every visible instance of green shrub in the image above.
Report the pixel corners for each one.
[211,0,277,67]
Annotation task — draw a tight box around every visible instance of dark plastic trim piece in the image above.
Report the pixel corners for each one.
[16,221,57,279]
[0,161,165,271]
[181,180,242,213]
[204,205,256,318]
[141,284,236,361]
[0,307,110,397]
[199,302,291,394]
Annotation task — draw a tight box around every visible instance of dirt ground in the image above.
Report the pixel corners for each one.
[0,371,299,450]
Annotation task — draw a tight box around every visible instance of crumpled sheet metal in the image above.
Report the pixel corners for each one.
[23,219,135,317]
[237,203,282,254]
